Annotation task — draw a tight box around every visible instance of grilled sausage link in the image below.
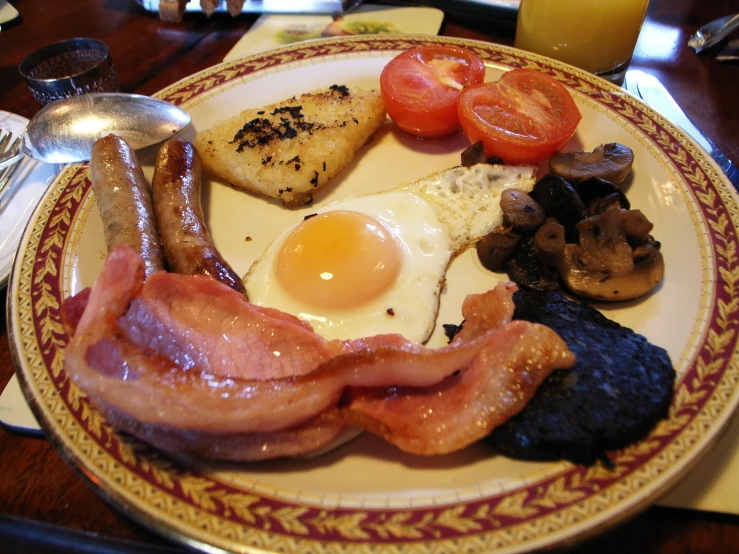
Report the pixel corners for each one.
[90,134,166,277]
[152,139,247,296]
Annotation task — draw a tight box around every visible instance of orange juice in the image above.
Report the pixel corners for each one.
[515,0,650,80]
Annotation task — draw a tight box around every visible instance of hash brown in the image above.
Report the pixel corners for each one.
[194,85,386,207]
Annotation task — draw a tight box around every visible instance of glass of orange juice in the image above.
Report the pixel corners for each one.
[514,0,650,84]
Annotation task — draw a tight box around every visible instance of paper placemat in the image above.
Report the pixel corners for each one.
[658,413,739,514]
[0,375,41,435]
[0,1,20,26]
[224,4,444,61]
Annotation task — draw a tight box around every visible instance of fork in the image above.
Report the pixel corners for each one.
[0,129,23,202]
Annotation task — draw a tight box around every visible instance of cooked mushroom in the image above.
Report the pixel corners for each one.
[500,189,546,231]
[534,221,566,267]
[549,143,634,184]
[529,174,588,243]
[574,177,630,215]
[461,141,505,167]
[586,192,623,217]
[555,206,664,301]
[621,209,654,244]
[477,229,520,272]
[507,233,561,291]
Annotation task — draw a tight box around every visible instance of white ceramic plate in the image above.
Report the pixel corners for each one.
[0,111,60,288]
[8,36,739,554]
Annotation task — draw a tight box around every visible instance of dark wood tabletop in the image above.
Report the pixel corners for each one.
[1,0,738,552]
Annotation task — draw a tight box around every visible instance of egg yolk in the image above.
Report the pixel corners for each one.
[275,210,402,310]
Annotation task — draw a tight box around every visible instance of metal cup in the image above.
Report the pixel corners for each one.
[19,38,121,106]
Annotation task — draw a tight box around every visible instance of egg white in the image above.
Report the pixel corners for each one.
[245,163,536,343]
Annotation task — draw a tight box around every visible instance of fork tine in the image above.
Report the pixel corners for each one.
[0,130,11,153]
[0,135,22,170]
[0,136,23,202]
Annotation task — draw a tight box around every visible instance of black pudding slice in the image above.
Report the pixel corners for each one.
[488,289,676,466]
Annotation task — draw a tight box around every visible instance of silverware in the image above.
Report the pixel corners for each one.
[0,93,191,171]
[623,70,739,191]
[688,13,739,53]
[717,39,739,62]
[0,130,22,202]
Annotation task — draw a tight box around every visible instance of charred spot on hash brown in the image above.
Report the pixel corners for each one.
[488,289,675,466]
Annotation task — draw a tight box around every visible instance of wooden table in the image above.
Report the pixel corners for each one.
[1,0,738,552]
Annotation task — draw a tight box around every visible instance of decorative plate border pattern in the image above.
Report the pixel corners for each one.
[9,36,739,554]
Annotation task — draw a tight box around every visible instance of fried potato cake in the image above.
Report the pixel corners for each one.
[194,85,386,207]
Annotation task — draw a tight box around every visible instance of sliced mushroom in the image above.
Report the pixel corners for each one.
[461,141,486,167]
[529,174,588,243]
[477,229,520,272]
[533,221,566,267]
[500,189,546,231]
[574,177,630,214]
[621,209,654,243]
[461,141,505,167]
[587,192,623,217]
[507,233,561,291]
[549,143,634,184]
[555,207,664,301]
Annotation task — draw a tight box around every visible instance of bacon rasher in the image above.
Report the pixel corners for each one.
[63,246,574,459]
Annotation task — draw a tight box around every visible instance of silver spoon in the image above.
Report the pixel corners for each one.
[688,13,739,53]
[0,93,191,170]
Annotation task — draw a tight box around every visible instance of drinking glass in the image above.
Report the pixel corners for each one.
[514,0,650,85]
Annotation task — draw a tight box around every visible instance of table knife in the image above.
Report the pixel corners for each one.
[623,70,739,191]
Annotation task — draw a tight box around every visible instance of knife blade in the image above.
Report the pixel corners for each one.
[623,70,739,191]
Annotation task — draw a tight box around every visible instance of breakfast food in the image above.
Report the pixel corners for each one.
[194,85,386,207]
[158,0,245,21]
[158,0,188,22]
[90,134,165,277]
[200,0,219,16]
[226,0,245,16]
[63,246,574,460]
[488,289,675,465]
[479,171,664,301]
[70,54,671,469]
[246,163,537,342]
[457,69,582,165]
[152,139,246,295]
[380,45,485,138]
[548,143,635,184]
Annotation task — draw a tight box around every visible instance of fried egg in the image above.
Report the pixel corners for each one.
[245,163,536,343]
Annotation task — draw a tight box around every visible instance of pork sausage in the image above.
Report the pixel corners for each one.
[152,139,246,295]
[90,134,166,277]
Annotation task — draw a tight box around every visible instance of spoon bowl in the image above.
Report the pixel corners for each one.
[0,93,191,168]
